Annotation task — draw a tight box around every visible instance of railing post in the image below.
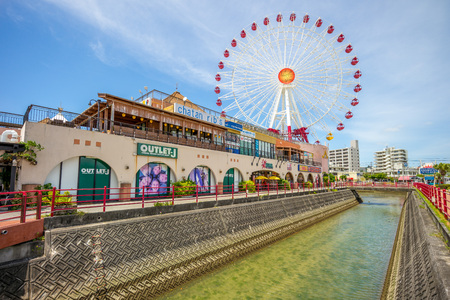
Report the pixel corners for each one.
[231,184,234,201]
[51,187,56,217]
[284,183,286,196]
[20,192,27,223]
[267,183,269,197]
[245,184,248,198]
[142,187,145,208]
[303,182,305,192]
[276,182,279,195]
[103,186,107,212]
[196,185,199,203]
[215,185,218,202]
[36,191,42,220]
[172,185,175,205]
[257,184,260,197]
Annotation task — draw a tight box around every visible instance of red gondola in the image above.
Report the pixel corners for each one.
[351,98,359,106]
[290,13,296,21]
[337,123,344,131]
[354,84,362,92]
[264,17,269,25]
[316,19,323,27]
[216,99,222,106]
[345,45,353,53]
[345,111,353,119]
[231,39,237,47]
[327,25,334,34]
[277,14,282,22]
[215,86,220,94]
[315,140,320,145]
[337,34,345,43]
[354,70,361,79]
[252,22,257,31]
[215,74,221,81]
[303,14,310,23]
[241,30,246,38]
[351,57,359,65]
[220,111,226,118]
[224,49,229,58]
[218,61,224,69]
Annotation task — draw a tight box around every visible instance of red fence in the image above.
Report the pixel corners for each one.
[414,182,449,220]
[0,181,416,224]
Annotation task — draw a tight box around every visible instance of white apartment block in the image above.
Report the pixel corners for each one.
[329,140,360,173]
[373,146,416,177]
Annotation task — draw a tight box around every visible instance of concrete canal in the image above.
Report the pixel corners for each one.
[160,191,406,299]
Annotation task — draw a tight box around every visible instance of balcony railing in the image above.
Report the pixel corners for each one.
[0,111,24,128]
[23,105,322,168]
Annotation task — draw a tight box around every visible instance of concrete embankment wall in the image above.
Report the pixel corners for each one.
[0,190,358,299]
[382,191,450,300]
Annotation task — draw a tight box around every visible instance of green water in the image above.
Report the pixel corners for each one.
[160,191,405,300]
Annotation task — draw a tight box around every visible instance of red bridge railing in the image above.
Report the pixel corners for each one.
[413,182,449,220]
[0,181,416,224]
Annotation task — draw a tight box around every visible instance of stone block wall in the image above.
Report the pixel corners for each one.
[0,190,358,299]
[382,191,450,299]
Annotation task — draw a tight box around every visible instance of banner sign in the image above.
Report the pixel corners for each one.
[298,165,308,172]
[298,165,321,173]
[420,168,437,174]
[241,129,256,138]
[137,143,178,159]
[261,160,273,169]
[225,121,243,131]
[174,103,224,126]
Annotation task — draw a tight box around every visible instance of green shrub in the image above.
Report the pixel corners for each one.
[173,179,196,196]
[154,201,172,206]
[42,190,73,207]
[278,179,291,190]
[436,184,450,190]
[239,180,255,193]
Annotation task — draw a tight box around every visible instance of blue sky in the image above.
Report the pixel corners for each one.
[1,0,449,167]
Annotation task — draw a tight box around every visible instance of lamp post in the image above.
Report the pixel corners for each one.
[89,99,101,131]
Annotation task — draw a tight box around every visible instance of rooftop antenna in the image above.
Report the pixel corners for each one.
[176,83,178,91]
[144,86,148,93]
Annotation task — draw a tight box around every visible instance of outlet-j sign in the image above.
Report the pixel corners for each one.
[137,143,178,159]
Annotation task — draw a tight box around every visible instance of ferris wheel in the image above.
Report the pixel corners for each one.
[214,12,362,143]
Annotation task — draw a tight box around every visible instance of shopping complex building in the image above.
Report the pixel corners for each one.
[0,89,329,196]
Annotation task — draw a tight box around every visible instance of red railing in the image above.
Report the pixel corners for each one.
[0,181,416,224]
[414,182,449,220]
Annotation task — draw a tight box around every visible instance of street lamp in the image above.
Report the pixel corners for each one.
[89,99,101,131]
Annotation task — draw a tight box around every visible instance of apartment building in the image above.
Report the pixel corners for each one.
[329,140,360,177]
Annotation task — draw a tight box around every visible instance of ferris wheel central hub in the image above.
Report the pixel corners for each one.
[278,68,295,84]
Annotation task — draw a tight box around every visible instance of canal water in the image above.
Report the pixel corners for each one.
[159,191,405,300]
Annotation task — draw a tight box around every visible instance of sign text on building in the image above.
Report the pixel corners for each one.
[174,103,224,126]
[137,143,178,159]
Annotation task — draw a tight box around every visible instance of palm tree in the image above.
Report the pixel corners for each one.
[433,163,450,184]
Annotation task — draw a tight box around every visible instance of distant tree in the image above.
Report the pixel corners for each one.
[339,174,347,181]
[434,163,450,184]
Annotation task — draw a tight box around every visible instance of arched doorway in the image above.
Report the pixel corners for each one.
[307,173,314,183]
[189,165,216,193]
[224,168,243,193]
[315,174,321,185]
[285,172,294,183]
[45,156,119,200]
[136,162,174,196]
[297,173,305,183]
